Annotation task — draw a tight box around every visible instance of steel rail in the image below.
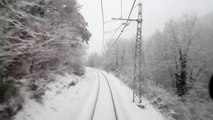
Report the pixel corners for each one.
[97,70,118,120]
[90,70,101,120]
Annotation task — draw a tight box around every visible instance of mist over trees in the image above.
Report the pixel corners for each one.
[92,38,135,85]
[93,13,213,120]
[146,15,213,97]
[0,0,91,119]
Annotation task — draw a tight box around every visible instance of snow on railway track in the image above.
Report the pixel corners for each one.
[14,67,166,120]
[90,70,118,120]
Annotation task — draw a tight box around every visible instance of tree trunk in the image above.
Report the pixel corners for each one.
[175,51,188,97]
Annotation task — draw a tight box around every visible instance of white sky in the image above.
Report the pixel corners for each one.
[78,0,213,54]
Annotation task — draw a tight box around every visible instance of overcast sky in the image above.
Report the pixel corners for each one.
[78,0,213,54]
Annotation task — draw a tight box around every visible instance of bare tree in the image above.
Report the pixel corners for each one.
[160,15,197,97]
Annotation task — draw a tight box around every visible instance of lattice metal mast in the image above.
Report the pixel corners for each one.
[111,2,143,103]
[133,3,143,103]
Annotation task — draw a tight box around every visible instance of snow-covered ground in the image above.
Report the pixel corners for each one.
[15,67,166,120]
[99,70,166,120]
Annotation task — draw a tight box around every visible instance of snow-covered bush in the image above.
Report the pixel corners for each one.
[146,81,213,120]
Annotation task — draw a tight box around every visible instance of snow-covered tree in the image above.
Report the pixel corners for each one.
[144,14,213,120]
[0,0,90,77]
[0,0,91,118]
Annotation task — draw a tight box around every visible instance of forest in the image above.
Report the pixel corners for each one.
[89,13,213,120]
[0,0,213,120]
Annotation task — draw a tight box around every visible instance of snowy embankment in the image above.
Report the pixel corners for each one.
[15,68,98,120]
[99,70,166,120]
[15,67,166,120]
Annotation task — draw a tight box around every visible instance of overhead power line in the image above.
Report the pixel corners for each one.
[104,19,115,24]
[127,0,137,21]
[106,2,138,44]
[121,0,123,24]
[109,24,123,39]
[104,26,122,34]
[111,0,137,48]
[104,4,138,25]
[101,0,105,48]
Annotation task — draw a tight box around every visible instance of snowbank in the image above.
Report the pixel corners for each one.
[15,68,97,120]
[100,70,166,120]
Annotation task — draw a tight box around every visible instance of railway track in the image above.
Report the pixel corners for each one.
[91,69,118,120]
[90,70,100,120]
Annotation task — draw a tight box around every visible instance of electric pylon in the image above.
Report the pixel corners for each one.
[111,2,144,103]
[133,3,143,103]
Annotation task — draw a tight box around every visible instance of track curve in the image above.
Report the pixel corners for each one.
[90,70,101,120]
[90,69,118,120]
[96,69,118,120]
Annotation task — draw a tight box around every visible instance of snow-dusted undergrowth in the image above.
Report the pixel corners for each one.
[15,68,97,120]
